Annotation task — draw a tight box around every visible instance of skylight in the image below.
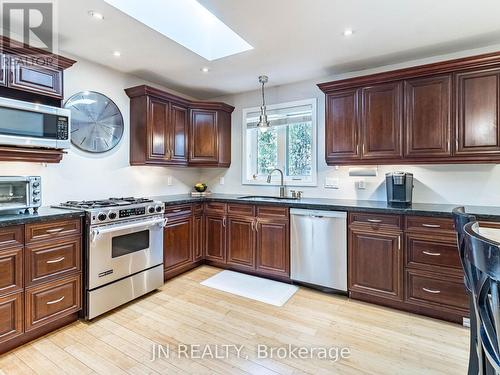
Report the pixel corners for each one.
[103,0,253,61]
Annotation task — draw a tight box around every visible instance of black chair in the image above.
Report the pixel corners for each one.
[464,221,500,374]
[453,207,480,375]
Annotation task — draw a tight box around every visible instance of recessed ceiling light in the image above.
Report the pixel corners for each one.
[200,67,210,73]
[113,51,121,57]
[343,29,354,36]
[88,11,104,20]
[103,0,253,61]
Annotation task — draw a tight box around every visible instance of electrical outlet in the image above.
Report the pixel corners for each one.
[167,176,173,186]
[325,177,339,189]
[219,177,225,185]
[357,179,366,190]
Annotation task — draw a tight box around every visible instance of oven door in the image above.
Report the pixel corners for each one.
[88,215,166,290]
[0,177,30,211]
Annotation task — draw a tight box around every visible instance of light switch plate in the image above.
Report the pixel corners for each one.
[325,177,339,189]
[167,176,173,186]
[357,179,366,189]
[219,177,225,185]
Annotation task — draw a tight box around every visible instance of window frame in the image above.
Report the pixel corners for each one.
[241,98,318,187]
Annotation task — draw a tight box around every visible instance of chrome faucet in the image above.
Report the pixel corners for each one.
[267,168,286,197]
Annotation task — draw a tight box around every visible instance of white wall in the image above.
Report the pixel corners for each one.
[200,44,500,206]
[0,56,201,205]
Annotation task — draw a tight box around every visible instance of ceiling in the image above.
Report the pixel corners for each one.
[55,0,500,99]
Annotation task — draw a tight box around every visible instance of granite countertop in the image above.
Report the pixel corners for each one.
[0,207,85,228]
[151,193,500,220]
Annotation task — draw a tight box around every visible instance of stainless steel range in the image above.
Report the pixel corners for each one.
[59,197,166,320]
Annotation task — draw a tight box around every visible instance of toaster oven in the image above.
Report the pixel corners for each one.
[0,176,42,213]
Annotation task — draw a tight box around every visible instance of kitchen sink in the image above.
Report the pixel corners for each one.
[237,195,300,201]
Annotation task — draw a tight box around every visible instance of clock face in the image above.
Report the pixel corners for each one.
[65,91,124,153]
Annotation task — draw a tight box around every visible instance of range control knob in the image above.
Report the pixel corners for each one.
[97,212,107,221]
[148,206,155,214]
[155,205,163,213]
[108,212,117,220]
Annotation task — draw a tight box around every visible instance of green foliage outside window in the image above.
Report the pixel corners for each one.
[256,128,277,175]
[287,122,312,176]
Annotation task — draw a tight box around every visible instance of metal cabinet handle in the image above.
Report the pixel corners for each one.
[251,220,255,231]
[223,217,226,227]
[172,209,182,213]
[46,296,65,305]
[421,223,441,228]
[422,288,441,294]
[46,227,64,234]
[367,219,382,223]
[422,251,441,257]
[46,257,65,264]
[398,236,401,250]
[255,219,259,232]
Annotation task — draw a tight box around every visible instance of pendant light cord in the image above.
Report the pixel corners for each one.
[261,81,266,107]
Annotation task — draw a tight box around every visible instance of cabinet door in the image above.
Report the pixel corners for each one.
[189,109,218,165]
[147,98,170,162]
[456,69,500,155]
[205,215,226,263]
[404,75,451,157]
[0,55,6,86]
[0,292,23,344]
[9,58,63,98]
[163,216,192,276]
[0,246,23,295]
[227,217,255,270]
[349,227,403,301]
[193,214,204,262]
[256,219,289,278]
[361,82,403,159]
[325,89,361,163]
[170,104,188,165]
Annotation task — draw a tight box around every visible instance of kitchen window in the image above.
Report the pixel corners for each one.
[242,99,317,186]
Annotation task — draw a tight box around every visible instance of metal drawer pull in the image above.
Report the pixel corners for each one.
[422,288,441,294]
[367,219,382,223]
[422,251,441,256]
[46,296,65,305]
[46,257,65,264]
[172,209,182,213]
[422,224,441,228]
[46,227,65,234]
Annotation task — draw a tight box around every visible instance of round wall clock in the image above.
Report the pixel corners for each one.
[64,91,124,153]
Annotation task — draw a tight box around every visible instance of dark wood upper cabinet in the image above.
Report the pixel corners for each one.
[456,68,500,155]
[318,51,500,165]
[126,85,234,168]
[0,54,6,86]
[404,75,451,157]
[170,104,189,164]
[325,89,360,163]
[9,59,62,98]
[189,109,218,164]
[360,82,403,159]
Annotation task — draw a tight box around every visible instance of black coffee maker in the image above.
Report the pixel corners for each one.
[386,172,413,206]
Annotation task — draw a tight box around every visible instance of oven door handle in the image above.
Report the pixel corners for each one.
[91,217,168,242]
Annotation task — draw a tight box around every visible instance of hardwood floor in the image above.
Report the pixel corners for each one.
[0,266,468,374]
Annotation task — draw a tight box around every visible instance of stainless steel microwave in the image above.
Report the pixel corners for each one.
[0,176,42,213]
[0,97,70,149]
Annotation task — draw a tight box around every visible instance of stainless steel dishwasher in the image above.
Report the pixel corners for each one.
[290,209,347,291]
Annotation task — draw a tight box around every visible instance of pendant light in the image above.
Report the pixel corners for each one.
[257,75,270,132]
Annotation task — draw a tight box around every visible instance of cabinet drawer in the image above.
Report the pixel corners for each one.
[0,226,23,249]
[26,219,81,243]
[0,292,23,344]
[256,205,288,219]
[406,270,468,311]
[204,202,226,214]
[25,237,81,286]
[0,246,23,295]
[164,204,192,218]
[25,274,81,332]
[227,203,255,217]
[405,216,455,234]
[406,233,461,271]
[349,212,401,231]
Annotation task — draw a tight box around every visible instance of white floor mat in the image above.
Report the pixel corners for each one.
[201,270,298,307]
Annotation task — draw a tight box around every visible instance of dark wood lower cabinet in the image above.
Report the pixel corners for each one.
[255,219,289,278]
[348,213,469,323]
[205,214,227,263]
[163,216,193,279]
[226,216,255,270]
[0,292,23,344]
[193,213,204,262]
[349,226,403,301]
